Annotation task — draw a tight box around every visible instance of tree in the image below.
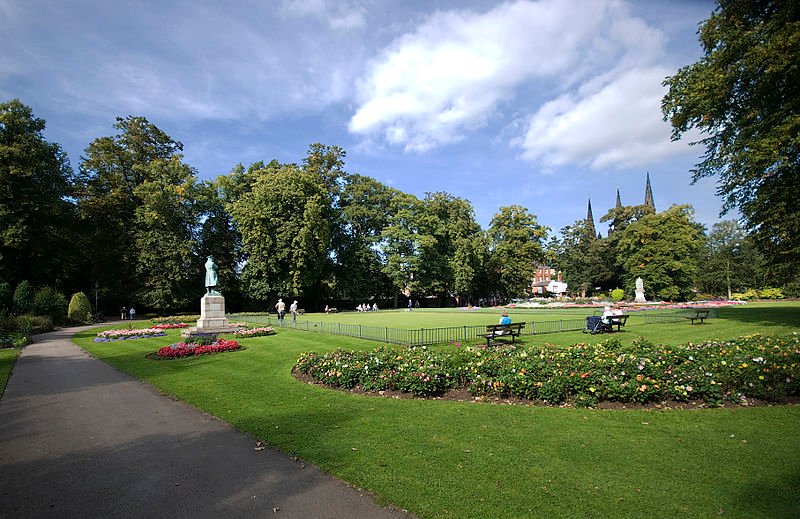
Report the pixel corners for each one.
[380,192,428,306]
[487,206,548,299]
[77,116,187,310]
[0,99,77,290]
[698,220,764,298]
[133,156,200,312]
[615,205,706,301]
[415,192,482,305]
[662,1,800,285]
[335,174,398,304]
[68,292,93,323]
[230,160,333,304]
[554,220,612,297]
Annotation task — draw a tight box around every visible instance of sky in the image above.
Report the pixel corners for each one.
[0,0,727,235]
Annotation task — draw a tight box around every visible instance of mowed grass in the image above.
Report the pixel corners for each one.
[73,302,800,518]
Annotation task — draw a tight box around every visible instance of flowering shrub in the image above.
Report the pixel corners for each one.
[151,323,189,329]
[151,315,199,324]
[94,328,167,342]
[234,327,275,338]
[156,338,241,359]
[295,334,800,406]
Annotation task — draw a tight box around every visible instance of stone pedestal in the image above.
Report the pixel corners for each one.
[634,290,647,303]
[196,294,231,332]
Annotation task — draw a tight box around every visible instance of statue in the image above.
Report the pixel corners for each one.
[205,256,219,294]
[634,277,646,303]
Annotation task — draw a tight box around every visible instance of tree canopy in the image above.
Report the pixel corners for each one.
[662,0,800,286]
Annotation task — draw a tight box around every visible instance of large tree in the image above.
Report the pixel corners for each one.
[662,0,800,285]
[0,99,77,290]
[76,116,190,311]
[487,205,548,300]
[615,205,706,301]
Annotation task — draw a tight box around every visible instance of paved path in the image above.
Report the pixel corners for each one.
[0,325,408,518]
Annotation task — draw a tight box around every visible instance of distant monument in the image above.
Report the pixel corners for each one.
[194,256,233,333]
[634,277,647,303]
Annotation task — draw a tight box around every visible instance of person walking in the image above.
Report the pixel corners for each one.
[121,307,126,320]
[290,300,299,323]
[275,299,286,325]
[129,307,136,320]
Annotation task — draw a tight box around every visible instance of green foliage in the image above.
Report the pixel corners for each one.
[758,287,784,299]
[662,0,800,285]
[488,205,548,298]
[611,288,625,301]
[297,334,800,406]
[68,292,93,323]
[32,286,67,324]
[12,280,32,315]
[0,100,77,291]
[615,205,705,301]
[732,287,784,300]
[0,282,11,311]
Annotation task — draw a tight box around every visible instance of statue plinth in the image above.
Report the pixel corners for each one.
[634,290,647,303]
[195,293,235,333]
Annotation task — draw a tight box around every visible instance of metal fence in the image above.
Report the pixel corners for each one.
[240,314,597,347]
[638,307,719,324]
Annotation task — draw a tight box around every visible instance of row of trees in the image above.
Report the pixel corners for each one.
[2,97,790,316]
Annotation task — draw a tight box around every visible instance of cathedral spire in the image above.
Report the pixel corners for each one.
[586,198,596,237]
[644,172,655,211]
[615,187,622,208]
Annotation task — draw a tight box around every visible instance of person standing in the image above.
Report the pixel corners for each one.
[290,300,299,323]
[275,298,286,325]
[129,307,136,320]
[121,307,126,320]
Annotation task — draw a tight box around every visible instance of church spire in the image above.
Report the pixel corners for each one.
[586,198,596,237]
[644,172,655,211]
[615,187,622,208]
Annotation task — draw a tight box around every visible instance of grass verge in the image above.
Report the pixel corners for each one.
[73,306,800,518]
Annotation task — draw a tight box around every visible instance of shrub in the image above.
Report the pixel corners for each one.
[611,288,625,302]
[732,288,760,300]
[68,292,93,324]
[12,281,33,315]
[32,287,67,325]
[14,315,54,334]
[758,287,784,300]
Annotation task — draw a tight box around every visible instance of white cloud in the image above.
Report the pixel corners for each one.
[518,66,691,169]
[348,0,683,167]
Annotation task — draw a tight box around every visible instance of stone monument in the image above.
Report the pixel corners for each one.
[634,277,647,303]
[194,256,233,333]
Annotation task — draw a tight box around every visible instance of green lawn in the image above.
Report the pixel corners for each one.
[71,302,800,518]
[0,346,21,395]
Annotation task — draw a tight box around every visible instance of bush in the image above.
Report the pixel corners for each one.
[611,288,625,302]
[758,287,784,300]
[732,288,760,300]
[13,315,54,334]
[12,281,33,315]
[68,292,93,323]
[32,287,67,325]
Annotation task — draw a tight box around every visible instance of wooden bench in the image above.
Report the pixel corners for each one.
[686,309,710,324]
[481,322,526,347]
[325,307,338,314]
[297,309,305,316]
[606,314,629,331]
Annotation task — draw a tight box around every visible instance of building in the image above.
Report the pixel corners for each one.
[531,265,568,296]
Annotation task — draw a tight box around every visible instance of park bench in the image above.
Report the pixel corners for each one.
[325,307,338,314]
[685,309,710,324]
[297,309,305,316]
[585,314,628,334]
[481,322,525,347]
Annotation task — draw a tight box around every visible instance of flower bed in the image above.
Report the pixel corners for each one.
[234,327,275,338]
[151,323,189,329]
[94,328,167,342]
[295,334,800,406]
[156,338,241,359]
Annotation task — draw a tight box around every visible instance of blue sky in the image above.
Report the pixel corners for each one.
[1,0,725,234]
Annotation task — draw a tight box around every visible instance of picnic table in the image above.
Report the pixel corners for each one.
[481,322,525,347]
[685,309,710,324]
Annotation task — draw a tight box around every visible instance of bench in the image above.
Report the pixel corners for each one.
[585,314,628,334]
[297,309,305,316]
[481,322,526,347]
[0,334,13,348]
[685,309,710,324]
[325,307,338,314]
